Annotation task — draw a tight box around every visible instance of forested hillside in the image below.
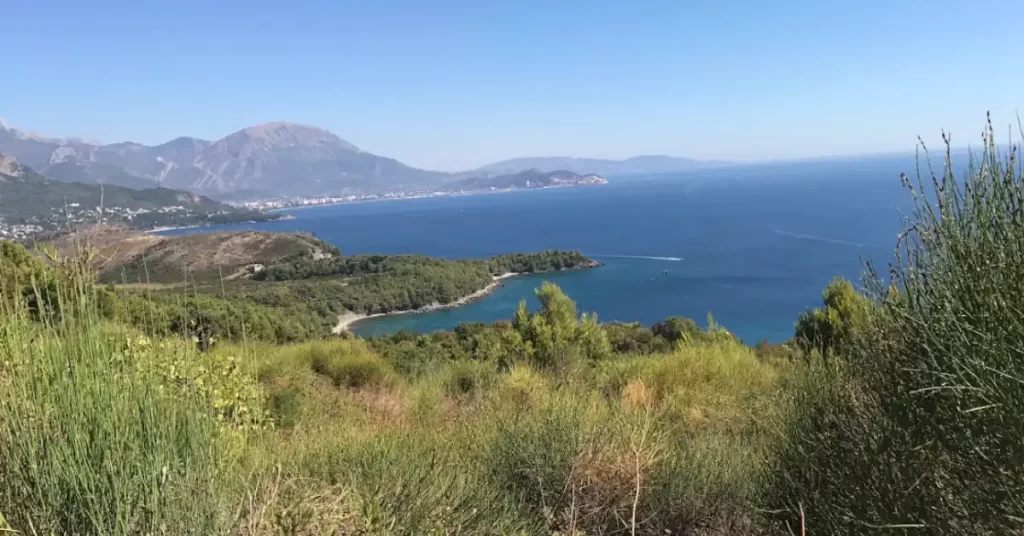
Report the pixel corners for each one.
[0,155,278,239]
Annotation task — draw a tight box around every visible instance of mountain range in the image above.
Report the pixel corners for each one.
[0,119,717,199]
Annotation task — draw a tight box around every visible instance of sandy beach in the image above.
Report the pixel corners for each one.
[332,272,519,334]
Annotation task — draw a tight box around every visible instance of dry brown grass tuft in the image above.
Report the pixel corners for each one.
[238,468,363,536]
[620,379,653,411]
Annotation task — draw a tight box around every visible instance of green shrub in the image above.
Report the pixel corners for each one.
[441,359,497,398]
[482,397,589,524]
[651,315,703,344]
[793,277,871,357]
[308,343,395,389]
[513,282,612,370]
[268,386,304,429]
[774,119,1024,534]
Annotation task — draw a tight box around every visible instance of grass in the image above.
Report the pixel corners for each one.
[217,334,793,534]
[0,286,239,534]
[5,115,1024,534]
[0,224,807,534]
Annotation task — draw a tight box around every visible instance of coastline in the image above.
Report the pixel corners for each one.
[332,259,602,335]
[265,182,608,213]
[332,272,520,334]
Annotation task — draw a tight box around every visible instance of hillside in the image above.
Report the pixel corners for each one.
[0,121,446,198]
[43,227,598,338]
[0,155,278,239]
[48,226,338,284]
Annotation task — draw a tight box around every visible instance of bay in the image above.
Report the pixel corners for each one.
[162,155,914,343]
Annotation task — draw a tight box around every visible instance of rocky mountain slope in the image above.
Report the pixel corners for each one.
[1,119,715,199]
[0,121,444,199]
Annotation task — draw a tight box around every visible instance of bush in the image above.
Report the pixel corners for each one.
[652,316,703,344]
[268,386,303,429]
[793,277,871,357]
[309,346,395,389]
[773,119,1024,534]
[441,359,497,398]
[513,282,612,370]
[482,396,591,526]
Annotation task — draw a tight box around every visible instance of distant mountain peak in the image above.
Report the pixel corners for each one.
[243,120,321,135]
[162,135,209,145]
[0,119,62,144]
[0,119,437,198]
[225,121,360,152]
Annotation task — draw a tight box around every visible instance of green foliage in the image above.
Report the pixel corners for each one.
[255,249,592,282]
[268,386,303,429]
[0,251,794,534]
[603,322,666,354]
[513,281,612,369]
[793,277,871,357]
[441,359,498,397]
[368,303,713,376]
[0,291,252,533]
[773,119,1024,534]
[481,397,588,519]
[652,315,703,344]
[110,291,329,344]
[485,250,594,275]
[0,240,62,318]
[232,256,496,318]
[311,349,395,390]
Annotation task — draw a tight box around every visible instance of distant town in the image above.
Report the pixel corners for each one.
[1,174,607,240]
[0,204,245,241]
[235,176,608,211]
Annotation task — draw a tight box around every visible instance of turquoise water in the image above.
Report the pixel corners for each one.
[163,156,914,342]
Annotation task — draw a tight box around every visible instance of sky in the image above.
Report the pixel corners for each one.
[3,0,1023,171]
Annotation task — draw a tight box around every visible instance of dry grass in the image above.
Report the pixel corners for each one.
[45,225,334,283]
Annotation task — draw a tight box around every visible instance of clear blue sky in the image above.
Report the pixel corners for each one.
[4,0,1022,171]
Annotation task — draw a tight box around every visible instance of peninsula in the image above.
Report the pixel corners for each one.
[46,225,600,340]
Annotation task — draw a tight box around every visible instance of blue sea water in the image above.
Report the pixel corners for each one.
[163,155,916,343]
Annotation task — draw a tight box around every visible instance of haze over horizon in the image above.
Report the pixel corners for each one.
[4,0,1023,171]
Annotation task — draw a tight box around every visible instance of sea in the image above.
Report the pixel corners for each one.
[162,154,921,343]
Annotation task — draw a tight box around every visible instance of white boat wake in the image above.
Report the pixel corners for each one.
[588,254,683,262]
[770,227,877,248]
